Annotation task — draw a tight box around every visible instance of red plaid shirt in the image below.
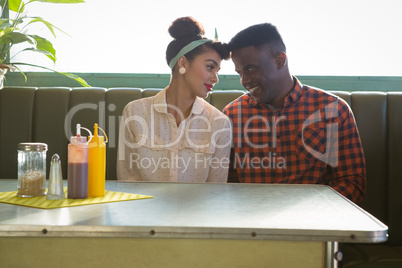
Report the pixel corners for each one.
[223,77,366,204]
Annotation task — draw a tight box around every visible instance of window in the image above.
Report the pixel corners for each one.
[10,0,402,76]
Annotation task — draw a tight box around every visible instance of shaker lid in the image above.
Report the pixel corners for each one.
[17,142,48,151]
[51,153,61,163]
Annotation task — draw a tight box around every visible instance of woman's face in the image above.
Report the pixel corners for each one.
[183,48,221,98]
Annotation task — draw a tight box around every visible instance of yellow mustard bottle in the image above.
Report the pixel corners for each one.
[88,123,108,197]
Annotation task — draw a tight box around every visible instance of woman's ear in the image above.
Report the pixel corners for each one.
[275,52,287,70]
[178,56,187,68]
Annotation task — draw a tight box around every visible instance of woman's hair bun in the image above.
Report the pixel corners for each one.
[168,17,205,40]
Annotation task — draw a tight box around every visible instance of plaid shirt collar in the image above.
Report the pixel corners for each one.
[247,76,303,109]
[153,87,204,115]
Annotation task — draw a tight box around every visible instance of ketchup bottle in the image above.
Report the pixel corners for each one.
[67,124,92,199]
[88,123,108,197]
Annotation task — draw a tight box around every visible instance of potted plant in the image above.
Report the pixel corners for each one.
[0,0,90,88]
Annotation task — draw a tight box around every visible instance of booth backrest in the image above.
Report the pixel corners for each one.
[0,86,401,246]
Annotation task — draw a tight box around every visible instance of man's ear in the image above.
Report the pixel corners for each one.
[275,52,287,70]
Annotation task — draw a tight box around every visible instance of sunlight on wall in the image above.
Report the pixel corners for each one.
[10,0,402,76]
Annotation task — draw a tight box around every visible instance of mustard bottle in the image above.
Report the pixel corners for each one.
[88,123,108,197]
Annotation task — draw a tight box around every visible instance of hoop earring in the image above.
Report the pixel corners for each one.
[179,67,186,75]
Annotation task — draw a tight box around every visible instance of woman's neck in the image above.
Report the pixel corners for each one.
[166,79,196,126]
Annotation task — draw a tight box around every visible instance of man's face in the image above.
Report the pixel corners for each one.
[231,45,283,106]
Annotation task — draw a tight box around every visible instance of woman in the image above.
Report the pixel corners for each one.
[117,17,232,182]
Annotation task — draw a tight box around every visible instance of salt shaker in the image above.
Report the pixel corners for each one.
[17,143,48,197]
[47,154,65,200]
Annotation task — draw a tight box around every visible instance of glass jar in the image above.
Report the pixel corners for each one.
[17,143,48,197]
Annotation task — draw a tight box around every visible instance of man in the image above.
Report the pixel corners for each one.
[223,23,366,204]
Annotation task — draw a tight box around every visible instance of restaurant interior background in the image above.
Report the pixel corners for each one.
[5,0,402,89]
[1,2,401,267]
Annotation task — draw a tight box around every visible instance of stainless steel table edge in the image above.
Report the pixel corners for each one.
[0,224,388,243]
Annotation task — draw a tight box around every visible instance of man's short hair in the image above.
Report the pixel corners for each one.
[228,23,286,53]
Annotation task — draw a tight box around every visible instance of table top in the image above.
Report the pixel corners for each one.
[0,180,388,243]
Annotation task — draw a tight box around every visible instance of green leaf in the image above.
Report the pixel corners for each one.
[0,31,35,47]
[18,47,56,63]
[59,72,90,87]
[10,64,28,81]
[0,19,13,29]
[26,17,69,37]
[31,35,56,62]
[9,62,91,87]
[0,28,14,38]
[27,17,57,37]
[8,0,23,12]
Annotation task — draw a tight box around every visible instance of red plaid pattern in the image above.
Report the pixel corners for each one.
[223,77,366,204]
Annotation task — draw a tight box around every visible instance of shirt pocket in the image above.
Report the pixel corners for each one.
[183,140,216,155]
[140,135,171,151]
[295,122,327,160]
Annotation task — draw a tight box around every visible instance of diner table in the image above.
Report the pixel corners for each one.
[0,179,387,268]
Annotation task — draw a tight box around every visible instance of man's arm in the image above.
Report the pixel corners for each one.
[328,101,366,204]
